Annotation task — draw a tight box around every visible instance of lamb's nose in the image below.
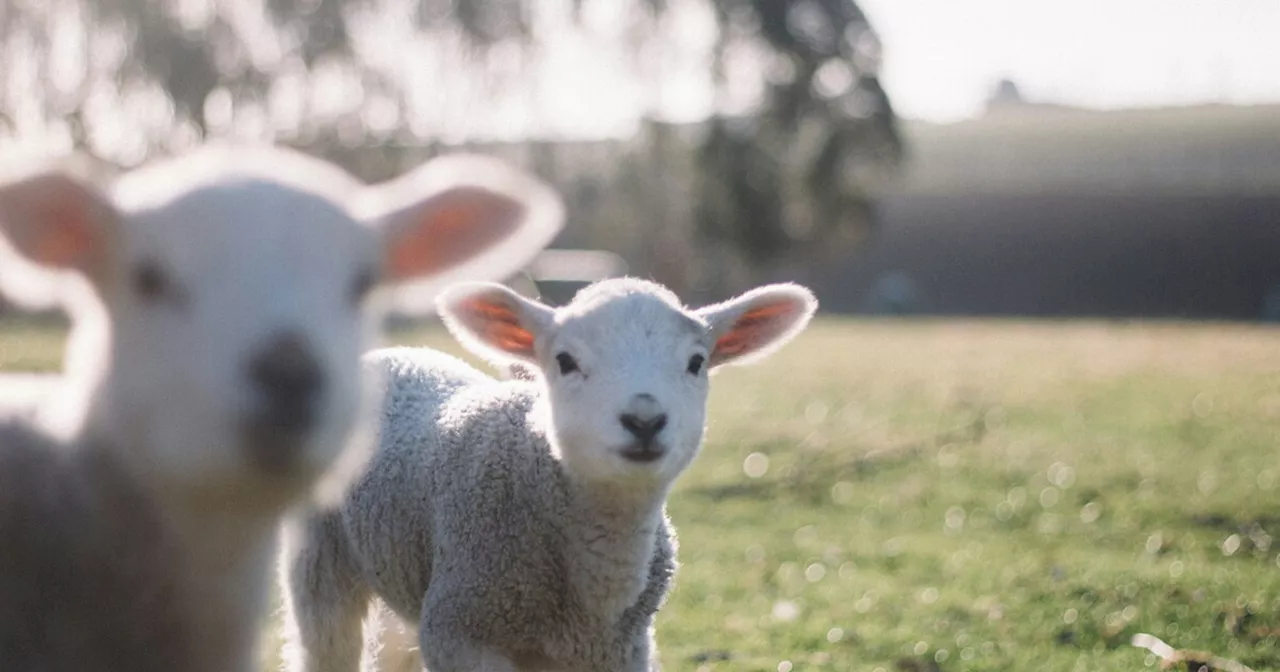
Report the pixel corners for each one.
[246,331,324,431]
[619,394,667,446]
[619,413,668,445]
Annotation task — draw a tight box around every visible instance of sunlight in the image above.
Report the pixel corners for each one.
[859,0,1280,121]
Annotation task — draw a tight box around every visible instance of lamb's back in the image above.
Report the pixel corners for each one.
[344,347,557,617]
[363,346,491,425]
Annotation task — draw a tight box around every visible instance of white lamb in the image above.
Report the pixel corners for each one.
[0,146,563,672]
[281,277,817,672]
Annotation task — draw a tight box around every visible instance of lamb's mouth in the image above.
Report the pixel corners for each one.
[241,422,312,474]
[618,443,666,463]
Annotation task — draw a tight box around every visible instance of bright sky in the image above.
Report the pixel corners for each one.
[7,0,1280,158]
[858,0,1280,121]
[481,0,1280,136]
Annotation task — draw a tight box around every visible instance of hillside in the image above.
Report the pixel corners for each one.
[894,104,1280,196]
[807,104,1280,320]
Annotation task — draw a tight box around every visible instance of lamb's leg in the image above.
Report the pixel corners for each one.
[628,627,660,672]
[280,511,371,672]
[418,640,517,672]
[364,599,424,672]
[419,609,517,672]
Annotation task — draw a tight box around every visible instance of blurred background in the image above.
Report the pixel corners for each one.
[0,0,1277,316]
[3,4,1280,669]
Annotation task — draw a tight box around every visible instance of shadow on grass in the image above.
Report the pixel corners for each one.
[689,411,989,504]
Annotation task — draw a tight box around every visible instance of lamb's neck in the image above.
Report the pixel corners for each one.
[166,499,281,672]
[77,392,282,671]
[564,478,668,622]
[79,435,279,672]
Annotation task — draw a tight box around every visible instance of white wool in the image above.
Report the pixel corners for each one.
[280,277,817,672]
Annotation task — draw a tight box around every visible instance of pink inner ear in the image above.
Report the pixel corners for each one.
[38,201,99,268]
[713,301,798,361]
[386,187,524,281]
[459,295,536,357]
[0,175,104,272]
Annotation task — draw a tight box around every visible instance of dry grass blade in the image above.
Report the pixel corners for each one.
[1132,633,1256,672]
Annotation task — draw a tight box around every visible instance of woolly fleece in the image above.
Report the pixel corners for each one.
[283,347,675,671]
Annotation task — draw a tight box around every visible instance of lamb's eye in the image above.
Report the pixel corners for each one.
[132,260,171,303]
[556,352,579,375]
[350,267,377,305]
[687,354,706,375]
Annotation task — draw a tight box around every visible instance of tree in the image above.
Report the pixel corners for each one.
[696,0,900,268]
[0,0,900,270]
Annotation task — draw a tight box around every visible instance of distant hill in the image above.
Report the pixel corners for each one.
[894,104,1280,197]
[809,104,1280,321]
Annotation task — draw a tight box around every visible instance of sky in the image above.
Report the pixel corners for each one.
[6,0,1280,157]
[485,0,1280,136]
[858,0,1280,121]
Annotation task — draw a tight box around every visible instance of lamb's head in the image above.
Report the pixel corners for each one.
[438,278,816,486]
[0,148,562,503]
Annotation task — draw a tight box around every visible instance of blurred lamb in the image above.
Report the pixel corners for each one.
[0,147,563,671]
[0,372,59,419]
[281,277,817,672]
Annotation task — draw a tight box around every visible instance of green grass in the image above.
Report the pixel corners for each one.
[0,316,67,373]
[4,317,1279,671]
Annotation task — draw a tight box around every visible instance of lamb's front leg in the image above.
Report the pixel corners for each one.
[418,630,518,672]
[280,513,372,672]
[625,624,661,672]
[364,599,424,672]
[418,599,518,672]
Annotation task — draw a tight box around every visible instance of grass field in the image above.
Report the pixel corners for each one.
[2,318,1278,671]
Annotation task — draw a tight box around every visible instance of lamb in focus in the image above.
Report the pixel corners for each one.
[0,146,563,672]
[281,277,817,672]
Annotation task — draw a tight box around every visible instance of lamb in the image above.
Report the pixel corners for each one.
[0,146,563,672]
[0,372,58,419]
[281,276,818,672]
[0,420,200,671]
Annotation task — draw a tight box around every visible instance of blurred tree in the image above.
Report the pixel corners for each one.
[0,0,899,274]
[695,0,901,271]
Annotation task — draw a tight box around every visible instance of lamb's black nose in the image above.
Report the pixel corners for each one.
[246,331,324,431]
[619,412,668,447]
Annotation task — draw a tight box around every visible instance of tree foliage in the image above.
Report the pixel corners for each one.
[0,0,900,265]
[695,0,900,263]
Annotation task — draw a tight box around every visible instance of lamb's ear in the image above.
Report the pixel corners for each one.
[0,171,117,303]
[363,155,564,314]
[436,282,554,366]
[696,283,817,369]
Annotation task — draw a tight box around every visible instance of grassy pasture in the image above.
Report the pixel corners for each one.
[2,318,1278,671]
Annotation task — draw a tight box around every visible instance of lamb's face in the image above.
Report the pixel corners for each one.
[100,181,382,497]
[539,290,713,485]
[0,149,563,505]
[439,278,818,491]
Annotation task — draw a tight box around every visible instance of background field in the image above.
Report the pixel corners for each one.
[2,319,1278,671]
